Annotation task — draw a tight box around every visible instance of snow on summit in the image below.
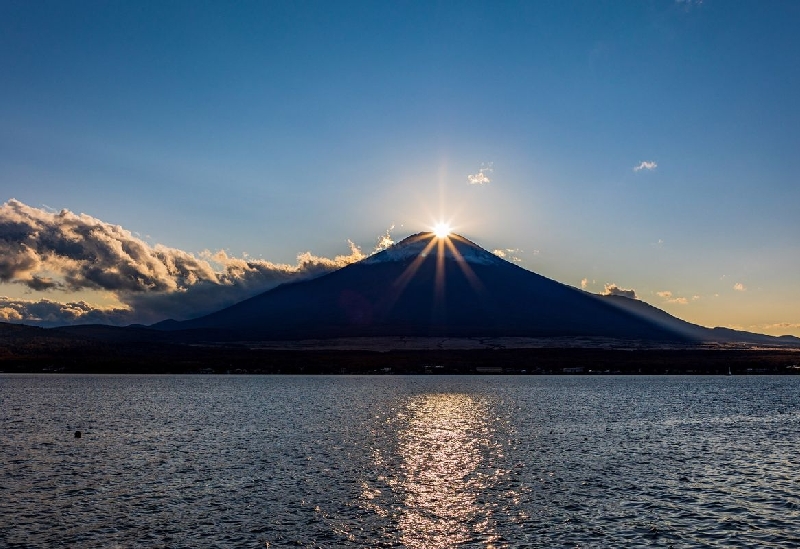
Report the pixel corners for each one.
[363,232,506,266]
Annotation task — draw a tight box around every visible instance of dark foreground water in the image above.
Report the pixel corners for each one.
[1,375,799,548]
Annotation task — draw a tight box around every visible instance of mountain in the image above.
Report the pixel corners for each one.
[157,232,703,342]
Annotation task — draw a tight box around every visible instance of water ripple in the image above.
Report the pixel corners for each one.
[1,374,799,547]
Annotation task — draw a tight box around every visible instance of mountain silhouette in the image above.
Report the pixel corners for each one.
[159,232,698,341]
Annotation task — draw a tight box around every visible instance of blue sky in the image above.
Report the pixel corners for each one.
[1,1,799,334]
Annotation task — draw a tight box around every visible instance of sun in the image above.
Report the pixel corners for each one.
[432,222,452,239]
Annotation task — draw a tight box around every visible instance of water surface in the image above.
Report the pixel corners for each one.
[2,375,799,547]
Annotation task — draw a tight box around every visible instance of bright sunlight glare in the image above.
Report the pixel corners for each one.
[433,223,452,239]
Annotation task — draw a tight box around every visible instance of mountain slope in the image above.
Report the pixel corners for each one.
[600,294,800,346]
[162,233,696,341]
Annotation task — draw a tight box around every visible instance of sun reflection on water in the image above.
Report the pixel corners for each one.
[395,393,502,548]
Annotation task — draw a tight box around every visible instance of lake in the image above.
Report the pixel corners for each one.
[2,374,799,547]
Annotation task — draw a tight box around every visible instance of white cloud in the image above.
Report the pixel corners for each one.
[467,162,493,185]
[581,278,588,289]
[733,282,746,292]
[493,247,523,263]
[374,225,395,252]
[633,161,657,172]
[603,283,637,299]
[468,172,491,185]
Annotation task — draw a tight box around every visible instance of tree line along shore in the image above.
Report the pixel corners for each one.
[1,343,798,375]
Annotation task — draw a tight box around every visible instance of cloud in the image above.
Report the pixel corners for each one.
[492,248,523,263]
[603,283,637,299]
[633,161,657,172]
[0,199,219,293]
[581,278,588,289]
[120,243,367,324]
[733,282,746,292]
[374,226,395,252]
[467,162,493,185]
[0,199,381,325]
[468,172,491,185]
[21,275,64,291]
[657,290,689,304]
[0,296,133,326]
[759,322,800,330]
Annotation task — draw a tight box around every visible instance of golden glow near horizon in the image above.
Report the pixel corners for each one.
[432,222,452,239]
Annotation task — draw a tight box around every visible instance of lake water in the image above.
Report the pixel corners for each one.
[1,374,799,548]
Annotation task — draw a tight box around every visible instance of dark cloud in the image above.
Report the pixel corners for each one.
[603,283,637,299]
[18,275,63,291]
[0,200,371,325]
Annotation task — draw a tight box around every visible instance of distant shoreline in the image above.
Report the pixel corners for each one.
[1,342,798,375]
[228,335,800,352]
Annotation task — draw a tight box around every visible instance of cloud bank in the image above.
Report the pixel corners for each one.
[0,297,132,325]
[0,199,379,326]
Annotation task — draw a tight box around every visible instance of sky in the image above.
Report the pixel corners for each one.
[1,0,799,335]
